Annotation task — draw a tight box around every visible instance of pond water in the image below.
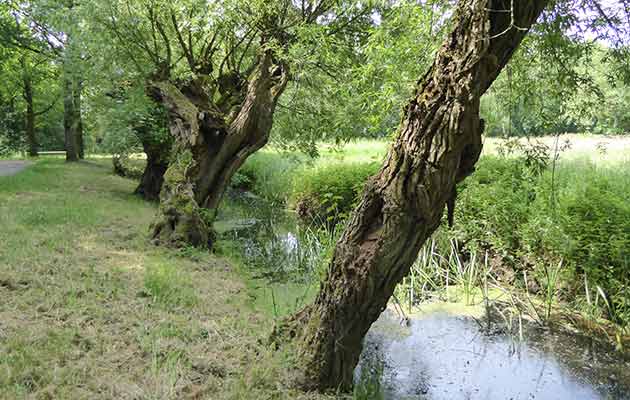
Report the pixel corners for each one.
[218,192,630,400]
[358,309,630,400]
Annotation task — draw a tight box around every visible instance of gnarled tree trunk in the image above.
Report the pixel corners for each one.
[272,0,549,392]
[148,51,287,248]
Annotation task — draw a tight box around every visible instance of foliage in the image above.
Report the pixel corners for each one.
[90,83,169,156]
[2,0,628,162]
[290,161,379,224]
[272,0,450,153]
[0,5,63,153]
[453,155,630,326]
[521,160,630,324]
[479,2,630,137]
[453,156,538,258]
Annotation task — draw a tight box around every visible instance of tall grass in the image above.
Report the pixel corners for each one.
[397,238,488,308]
[143,261,198,308]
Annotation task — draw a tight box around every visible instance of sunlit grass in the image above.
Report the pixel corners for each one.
[308,133,630,165]
[0,159,333,400]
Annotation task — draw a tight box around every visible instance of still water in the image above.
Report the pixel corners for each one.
[358,309,630,400]
[218,193,630,400]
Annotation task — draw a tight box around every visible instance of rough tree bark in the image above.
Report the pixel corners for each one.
[23,72,37,157]
[148,50,287,248]
[134,137,171,201]
[272,0,549,392]
[63,69,79,162]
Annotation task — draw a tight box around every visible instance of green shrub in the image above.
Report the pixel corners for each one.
[453,156,630,325]
[230,144,386,224]
[521,160,630,323]
[290,161,380,224]
[235,151,303,203]
[452,156,538,259]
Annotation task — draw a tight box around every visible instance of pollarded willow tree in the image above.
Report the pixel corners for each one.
[273,0,550,391]
[98,0,375,247]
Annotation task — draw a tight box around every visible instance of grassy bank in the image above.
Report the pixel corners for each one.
[0,159,331,400]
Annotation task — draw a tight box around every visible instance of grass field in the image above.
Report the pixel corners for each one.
[313,133,630,165]
[0,159,330,400]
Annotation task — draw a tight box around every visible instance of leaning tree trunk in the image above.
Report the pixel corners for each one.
[148,51,287,248]
[134,137,171,201]
[272,0,549,392]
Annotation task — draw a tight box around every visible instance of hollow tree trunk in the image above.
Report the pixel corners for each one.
[148,51,287,248]
[23,73,38,157]
[134,138,171,201]
[272,0,549,392]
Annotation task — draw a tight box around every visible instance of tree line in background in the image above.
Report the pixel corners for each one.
[0,0,629,393]
[1,1,629,160]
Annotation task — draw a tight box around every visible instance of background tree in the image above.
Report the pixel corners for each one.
[96,0,377,248]
[3,0,88,161]
[0,4,62,156]
[481,0,630,137]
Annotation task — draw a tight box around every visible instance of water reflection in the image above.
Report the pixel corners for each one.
[358,310,630,400]
[217,192,326,283]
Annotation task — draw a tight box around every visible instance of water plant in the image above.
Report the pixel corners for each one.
[541,259,564,321]
[353,357,385,400]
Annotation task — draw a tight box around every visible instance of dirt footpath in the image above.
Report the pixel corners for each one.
[0,160,32,177]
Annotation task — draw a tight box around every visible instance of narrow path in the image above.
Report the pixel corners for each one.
[0,160,32,177]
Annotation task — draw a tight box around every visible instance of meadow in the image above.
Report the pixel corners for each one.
[0,159,333,400]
